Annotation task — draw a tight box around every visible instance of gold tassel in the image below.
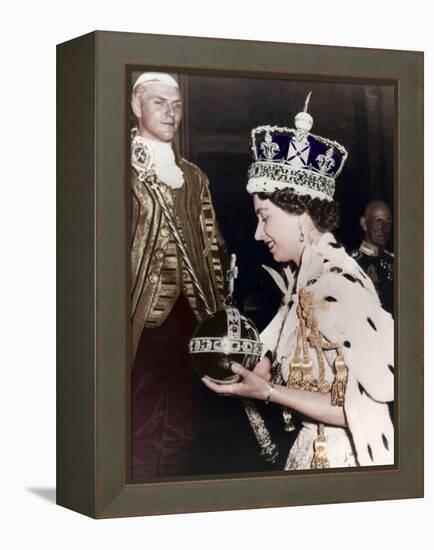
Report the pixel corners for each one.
[288,357,302,387]
[318,380,331,393]
[301,358,318,391]
[301,358,314,379]
[331,354,348,407]
[311,424,330,469]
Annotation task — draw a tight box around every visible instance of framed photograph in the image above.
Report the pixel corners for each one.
[57,31,423,518]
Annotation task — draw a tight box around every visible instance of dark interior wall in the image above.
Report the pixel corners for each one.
[178,74,395,330]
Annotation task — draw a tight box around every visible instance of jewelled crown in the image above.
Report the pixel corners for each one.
[246,92,348,201]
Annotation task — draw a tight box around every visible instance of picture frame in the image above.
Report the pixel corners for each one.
[57,30,423,518]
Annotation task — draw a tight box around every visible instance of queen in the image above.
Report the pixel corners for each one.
[203,94,394,470]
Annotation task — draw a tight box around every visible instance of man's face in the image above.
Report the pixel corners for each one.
[361,203,392,248]
[133,82,182,142]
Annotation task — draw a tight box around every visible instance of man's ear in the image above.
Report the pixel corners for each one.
[131,95,142,119]
[360,216,367,232]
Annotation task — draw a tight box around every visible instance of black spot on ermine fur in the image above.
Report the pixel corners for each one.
[367,317,377,331]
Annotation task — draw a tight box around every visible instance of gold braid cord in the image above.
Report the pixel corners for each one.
[137,168,278,463]
[286,288,349,469]
[143,173,214,316]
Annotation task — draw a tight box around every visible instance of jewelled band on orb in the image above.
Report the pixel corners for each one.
[189,337,264,356]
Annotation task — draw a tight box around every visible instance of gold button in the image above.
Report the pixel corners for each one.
[155,249,165,261]
[148,272,158,284]
[161,227,170,237]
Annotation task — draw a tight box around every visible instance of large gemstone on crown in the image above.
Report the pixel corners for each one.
[189,304,263,384]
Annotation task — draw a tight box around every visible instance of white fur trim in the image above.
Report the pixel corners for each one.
[261,233,394,467]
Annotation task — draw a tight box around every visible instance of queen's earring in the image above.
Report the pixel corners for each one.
[298,221,305,243]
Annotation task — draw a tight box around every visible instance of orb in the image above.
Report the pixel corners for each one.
[189,304,263,384]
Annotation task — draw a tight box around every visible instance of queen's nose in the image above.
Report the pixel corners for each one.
[255,219,265,241]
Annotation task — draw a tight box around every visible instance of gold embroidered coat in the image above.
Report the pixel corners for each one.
[131,147,226,358]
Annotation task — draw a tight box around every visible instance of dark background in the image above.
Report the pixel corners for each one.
[178,73,395,331]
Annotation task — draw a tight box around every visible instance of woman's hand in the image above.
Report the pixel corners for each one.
[253,355,272,381]
[202,362,272,401]
[202,359,347,427]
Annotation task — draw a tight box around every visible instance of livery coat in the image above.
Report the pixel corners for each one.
[131,140,226,358]
[131,134,227,478]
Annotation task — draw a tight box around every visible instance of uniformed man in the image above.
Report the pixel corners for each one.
[351,200,394,315]
[130,72,227,479]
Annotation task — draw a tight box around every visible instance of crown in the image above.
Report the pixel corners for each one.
[246,92,348,201]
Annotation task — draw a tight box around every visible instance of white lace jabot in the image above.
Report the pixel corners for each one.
[142,137,184,189]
